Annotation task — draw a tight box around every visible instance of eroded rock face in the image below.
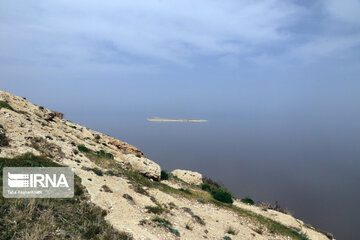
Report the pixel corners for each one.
[124,154,161,181]
[108,138,144,157]
[171,169,203,185]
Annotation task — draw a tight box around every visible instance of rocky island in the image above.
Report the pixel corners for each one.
[148,117,208,123]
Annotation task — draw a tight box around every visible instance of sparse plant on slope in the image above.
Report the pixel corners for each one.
[226,226,238,235]
[161,170,169,180]
[78,144,90,153]
[0,154,133,240]
[185,221,193,230]
[0,125,9,147]
[211,188,233,204]
[152,217,180,237]
[91,167,103,176]
[97,149,114,159]
[0,101,14,111]
[241,196,255,205]
[77,139,309,240]
[145,205,164,214]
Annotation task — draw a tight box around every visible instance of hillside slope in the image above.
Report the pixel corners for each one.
[0,90,333,240]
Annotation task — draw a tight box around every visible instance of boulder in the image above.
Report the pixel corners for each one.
[44,111,62,121]
[53,111,64,119]
[109,138,144,157]
[124,154,161,181]
[171,169,203,185]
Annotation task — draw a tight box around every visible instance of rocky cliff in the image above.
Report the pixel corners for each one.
[0,90,333,240]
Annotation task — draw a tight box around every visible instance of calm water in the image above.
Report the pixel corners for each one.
[8,78,359,239]
[69,111,359,240]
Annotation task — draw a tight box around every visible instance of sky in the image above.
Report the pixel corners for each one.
[1,1,360,239]
[1,0,359,119]
[0,0,359,87]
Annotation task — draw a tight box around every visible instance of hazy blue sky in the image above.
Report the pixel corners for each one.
[1,0,360,125]
[1,0,360,90]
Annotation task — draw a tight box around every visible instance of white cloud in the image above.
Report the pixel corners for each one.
[0,0,303,66]
[0,0,359,70]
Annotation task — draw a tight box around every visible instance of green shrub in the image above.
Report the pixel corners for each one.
[0,101,14,111]
[91,168,103,176]
[161,170,169,180]
[98,149,106,155]
[78,144,90,152]
[201,183,213,192]
[179,188,192,194]
[145,205,163,214]
[241,196,255,205]
[152,217,180,237]
[97,150,114,159]
[83,225,101,239]
[152,216,170,225]
[133,184,148,195]
[0,126,9,147]
[169,227,180,237]
[105,170,115,176]
[211,188,233,204]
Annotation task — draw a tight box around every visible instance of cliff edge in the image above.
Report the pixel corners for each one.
[0,90,333,240]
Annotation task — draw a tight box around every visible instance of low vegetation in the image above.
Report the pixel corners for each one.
[77,143,309,240]
[201,180,233,204]
[211,188,233,204]
[30,137,65,160]
[0,101,14,111]
[179,188,192,194]
[0,154,132,240]
[182,207,205,225]
[253,226,264,235]
[201,183,214,192]
[78,144,90,153]
[152,216,180,237]
[226,226,238,235]
[123,194,136,205]
[0,125,9,147]
[91,167,103,176]
[241,196,255,205]
[160,170,169,180]
[185,221,193,230]
[78,145,115,168]
[145,205,164,214]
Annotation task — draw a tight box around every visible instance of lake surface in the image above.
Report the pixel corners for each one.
[69,111,359,240]
[11,77,359,240]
